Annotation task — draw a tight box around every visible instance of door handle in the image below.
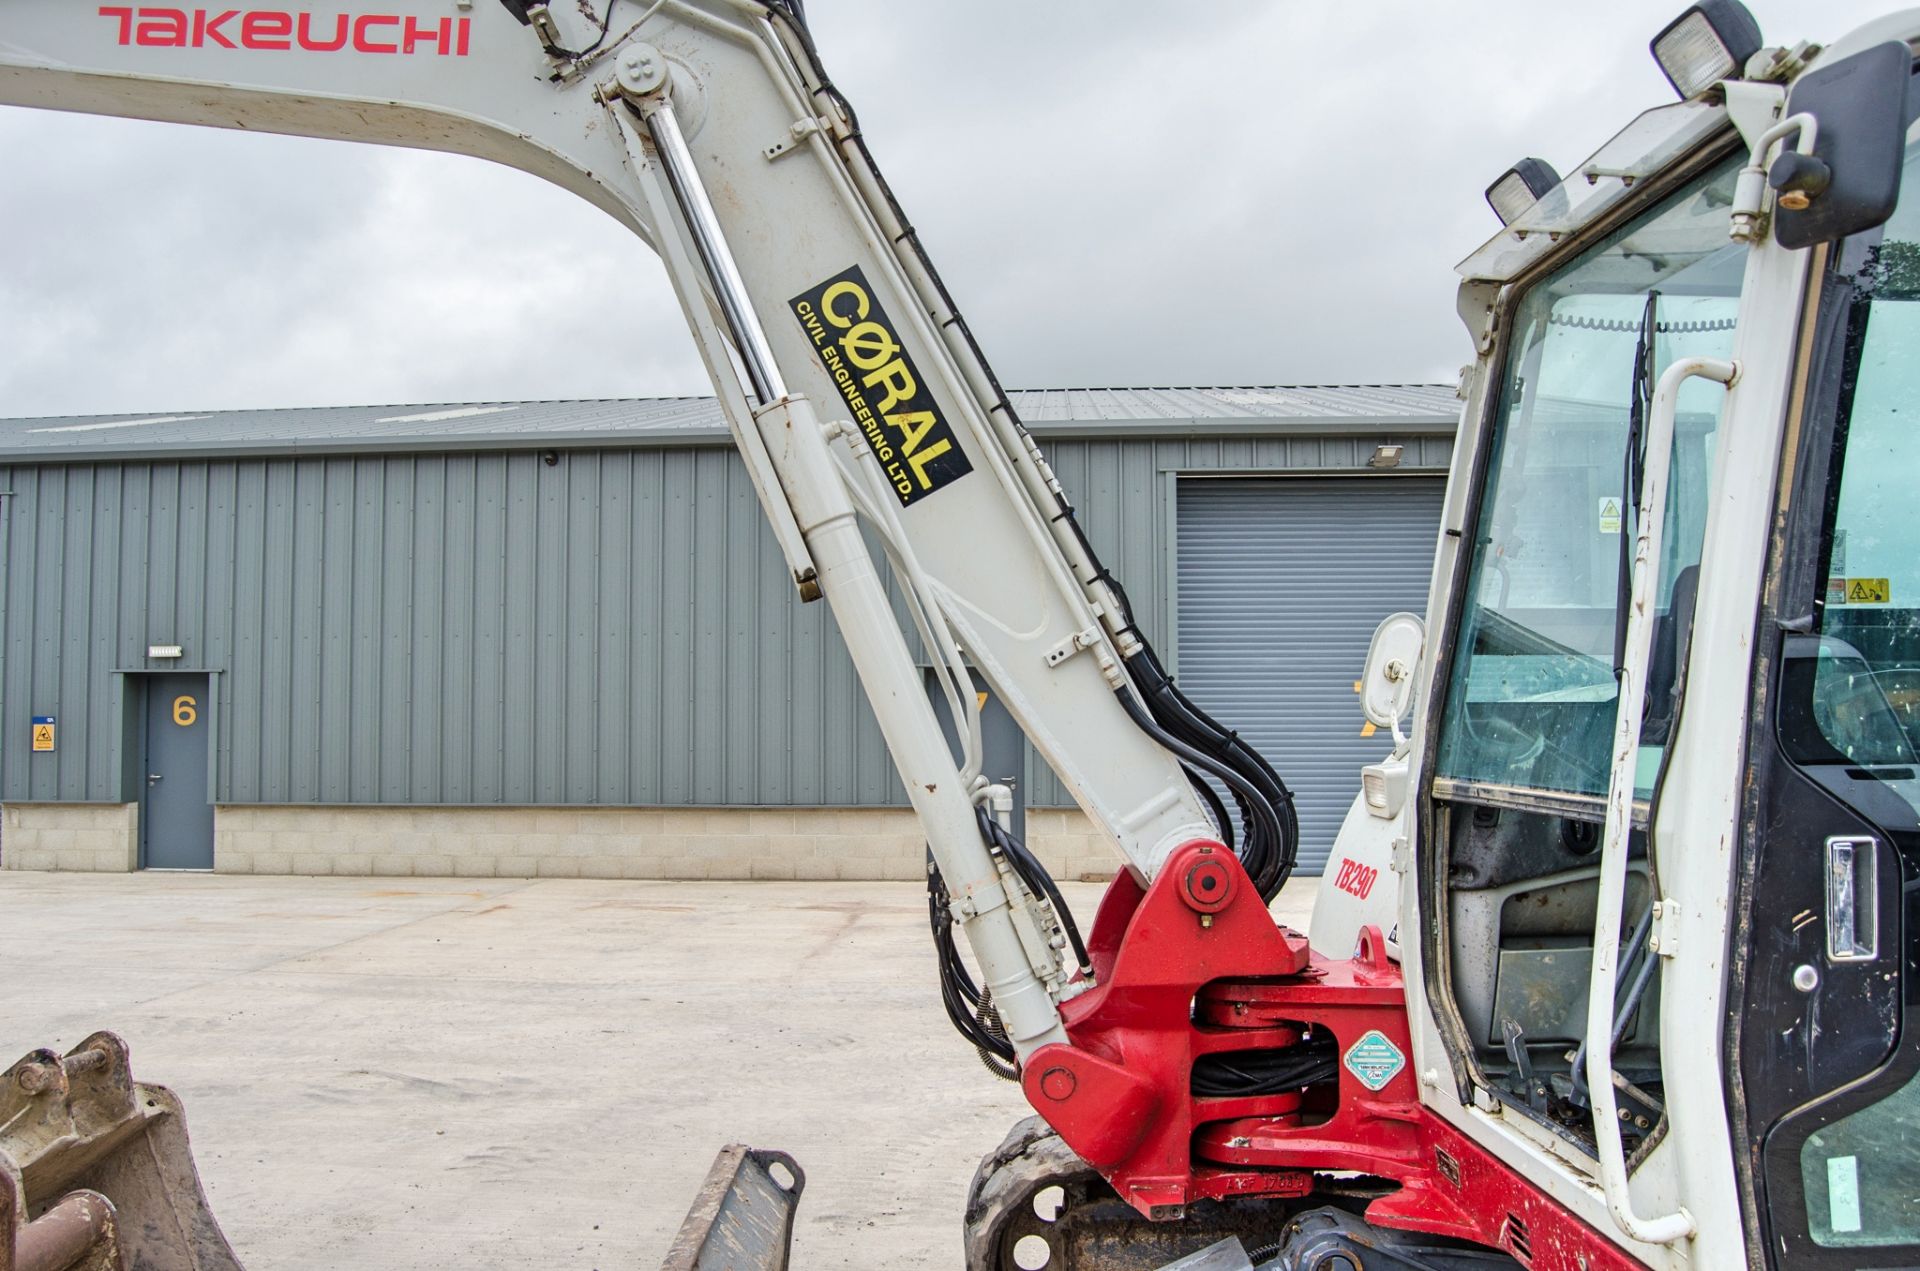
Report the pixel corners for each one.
[1827,835,1878,962]
[147,773,163,784]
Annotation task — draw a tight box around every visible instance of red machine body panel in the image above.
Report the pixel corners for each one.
[1022,842,1645,1270]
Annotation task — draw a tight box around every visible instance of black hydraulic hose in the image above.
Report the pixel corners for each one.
[976,807,1091,976]
[1184,762,1236,850]
[1190,1038,1340,1098]
[1134,648,1290,790]
[973,988,1019,1082]
[1115,686,1291,898]
[926,853,1016,1063]
[1127,677,1295,896]
[1117,635,1293,809]
[1130,649,1297,855]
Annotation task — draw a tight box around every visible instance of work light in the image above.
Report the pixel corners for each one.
[1485,158,1560,226]
[1651,1,1763,99]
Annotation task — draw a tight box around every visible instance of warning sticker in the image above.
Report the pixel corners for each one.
[1597,497,1622,535]
[1827,577,1891,605]
[1828,1154,1863,1234]
[789,265,973,507]
[1343,1029,1406,1092]
[30,715,54,753]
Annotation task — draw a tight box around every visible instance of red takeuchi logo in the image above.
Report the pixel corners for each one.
[98,7,473,55]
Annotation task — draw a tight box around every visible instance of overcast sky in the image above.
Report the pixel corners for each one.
[0,1,1888,418]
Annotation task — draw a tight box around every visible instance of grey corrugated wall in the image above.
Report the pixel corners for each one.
[1019,434,1453,807]
[1173,478,1448,873]
[0,430,1451,809]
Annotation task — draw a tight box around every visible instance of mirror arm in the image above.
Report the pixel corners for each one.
[1732,109,1819,241]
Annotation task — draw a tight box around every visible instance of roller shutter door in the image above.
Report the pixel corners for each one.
[1176,477,1444,875]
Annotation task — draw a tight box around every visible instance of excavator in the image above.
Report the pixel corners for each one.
[3,1,1919,1267]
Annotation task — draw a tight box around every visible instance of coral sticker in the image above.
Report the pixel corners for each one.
[1343,1029,1405,1091]
[789,265,972,506]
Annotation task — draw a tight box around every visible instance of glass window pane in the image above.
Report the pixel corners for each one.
[1437,155,1747,797]
[1777,139,1920,832]
[1803,1069,1920,1246]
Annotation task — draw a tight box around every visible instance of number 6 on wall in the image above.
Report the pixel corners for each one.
[172,695,197,727]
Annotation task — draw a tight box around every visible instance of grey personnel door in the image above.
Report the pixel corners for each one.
[140,673,213,870]
[1175,477,1445,875]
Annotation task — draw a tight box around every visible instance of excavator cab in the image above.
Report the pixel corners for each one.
[1425,137,1751,1165]
[1377,21,1920,1268]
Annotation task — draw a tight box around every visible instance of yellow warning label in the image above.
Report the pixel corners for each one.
[31,723,54,752]
[1598,497,1622,535]
[1830,577,1891,605]
[976,691,989,711]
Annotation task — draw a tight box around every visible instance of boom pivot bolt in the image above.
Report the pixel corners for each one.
[1039,1067,1077,1101]
[1179,852,1236,914]
[615,43,669,97]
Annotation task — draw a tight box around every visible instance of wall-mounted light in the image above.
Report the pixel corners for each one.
[1369,445,1404,470]
[148,644,184,660]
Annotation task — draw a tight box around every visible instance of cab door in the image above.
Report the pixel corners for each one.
[1734,132,1920,1262]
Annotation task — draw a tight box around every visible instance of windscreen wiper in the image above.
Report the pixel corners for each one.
[1613,291,1660,680]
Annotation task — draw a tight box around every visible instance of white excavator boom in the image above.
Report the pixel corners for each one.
[1,0,1280,1062]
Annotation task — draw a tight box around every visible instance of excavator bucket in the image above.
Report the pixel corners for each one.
[1,1032,242,1271]
[660,1145,805,1271]
[1,1030,807,1271]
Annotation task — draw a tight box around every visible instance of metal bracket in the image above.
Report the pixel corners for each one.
[763,115,831,162]
[1581,164,1640,187]
[1724,80,1793,242]
[1043,627,1101,669]
[1648,898,1681,959]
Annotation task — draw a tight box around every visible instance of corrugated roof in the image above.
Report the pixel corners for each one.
[0,384,1458,462]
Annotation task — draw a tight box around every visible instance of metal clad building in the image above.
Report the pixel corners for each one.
[0,387,1455,881]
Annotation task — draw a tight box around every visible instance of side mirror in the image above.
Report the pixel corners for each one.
[1775,41,1912,250]
[1360,612,1425,755]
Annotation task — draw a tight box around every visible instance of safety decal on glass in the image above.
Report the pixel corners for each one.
[1343,1029,1406,1092]
[1827,576,1891,605]
[789,264,973,507]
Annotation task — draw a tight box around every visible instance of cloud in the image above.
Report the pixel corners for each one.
[0,0,1888,414]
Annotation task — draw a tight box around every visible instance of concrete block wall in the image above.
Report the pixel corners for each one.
[203,804,1119,882]
[0,803,139,872]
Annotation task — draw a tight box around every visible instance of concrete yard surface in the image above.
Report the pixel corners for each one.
[0,871,1317,1269]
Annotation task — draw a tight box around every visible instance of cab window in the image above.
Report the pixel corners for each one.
[1437,154,1747,798]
